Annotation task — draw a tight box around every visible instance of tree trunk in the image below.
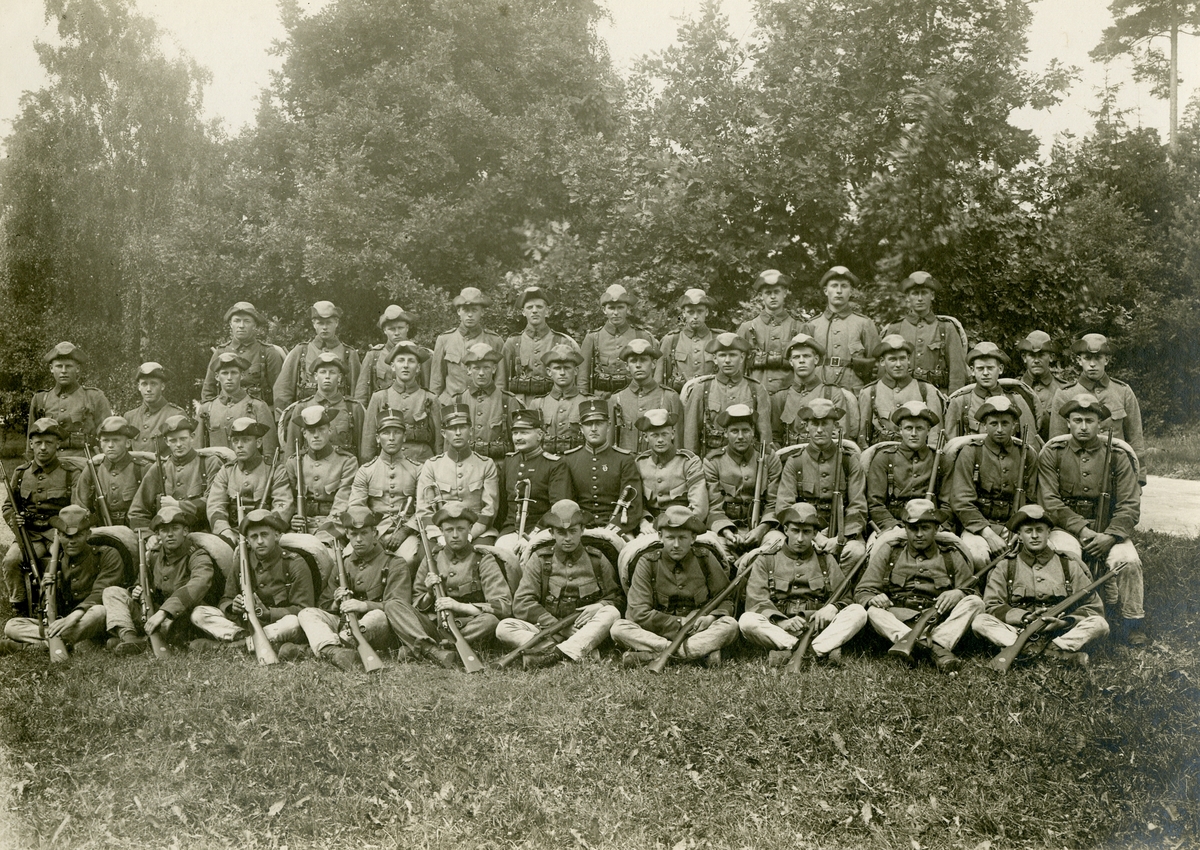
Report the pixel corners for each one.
[1170,21,1179,160]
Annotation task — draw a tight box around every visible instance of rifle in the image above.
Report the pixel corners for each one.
[235,493,277,665]
[750,437,768,529]
[135,529,170,659]
[495,612,576,669]
[42,535,69,664]
[155,444,168,511]
[515,479,533,543]
[417,487,485,672]
[924,430,946,502]
[829,430,846,553]
[1094,429,1115,535]
[259,449,280,512]
[785,548,870,672]
[989,564,1124,674]
[1013,428,1029,512]
[294,435,306,533]
[85,443,114,526]
[331,542,384,672]
[383,495,414,552]
[605,485,638,534]
[192,401,210,449]
[0,457,42,614]
[647,559,753,674]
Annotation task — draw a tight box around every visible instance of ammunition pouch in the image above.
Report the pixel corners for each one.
[912,366,947,389]
[591,364,631,394]
[776,597,818,617]
[723,497,751,523]
[977,494,1015,522]
[472,438,511,461]
[302,496,334,518]
[509,374,553,397]
[406,414,436,448]
[544,429,583,456]
[750,351,787,371]
[546,588,601,619]
[657,594,701,617]
[1062,496,1098,521]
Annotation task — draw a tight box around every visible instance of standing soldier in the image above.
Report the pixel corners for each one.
[1016,330,1062,442]
[865,402,943,537]
[800,266,881,391]
[579,281,657,399]
[453,343,522,463]
[738,269,806,394]
[201,301,283,407]
[771,333,859,447]
[128,415,222,532]
[495,409,571,553]
[680,333,772,458]
[503,287,574,404]
[273,301,361,416]
[611,340,683,455]
[705,405,782,555]
[29,342,112,458]
[533,344,592,456]
[286,406,358,535]
[73,416,149,527]
[280,352,367,462]
[496,499,623,669]
[657,289,724,394]
[362,341,441,463]
[124,362,185,454]
[195,353,278,457]
[857,335,944,448]
[349,414,422,567]
[355,305,426,405]
[945,342,1039,445]
[882,272,968,394]
[635,410,707,525]
[430,287,507,403]
[562,400,643,537]
[206,418,294,551]
[415,405,500,544]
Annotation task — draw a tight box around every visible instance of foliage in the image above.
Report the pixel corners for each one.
[1092,0,1200,99]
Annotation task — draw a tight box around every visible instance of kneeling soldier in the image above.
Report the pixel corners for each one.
[101,505,215,655]
[856,499,984,673]
[612,506,739,667]
[386,502,511,668]
[739,503,868,667]
[496,499,623,669]
[971,505,1107,666]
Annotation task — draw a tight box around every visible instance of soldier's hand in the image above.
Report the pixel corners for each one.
[575,602,605,625]
[290,516,308,533]
[866,593,891,609]
[231,593,246,614]
[384,528,408,552]
[144,609,169,634]
[1039,614,1069,631]
[47,609,82,638]
[780,616,807,636]
[721,529,738,549]
[146,534,162,554]
[333,586,351,603]
[812,604,838,630]
[982,527,1007,555]
[130,584,143,602]
[691,614,715,633]
[340,597,368,616]
[935,588,965,615]
[424,572,443,591]
[1082,532,1116,559]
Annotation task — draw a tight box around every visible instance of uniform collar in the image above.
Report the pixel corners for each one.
[681,326,709,340]
[218,389,248,404]
[468,383,496,399]
[31,457,61,475]
[309,444,335,461]
[311,338,341,352]
[390,380,420,394]
[457,326,484,340]
[792,376,822,393]
[172,449,198,467]
[823,306,852,320]
[140,400,168,416]
[1078,374,1111,390]
[584,441,610,456]
[603,321,629,336]
[105,453,134,472]
[629,379,659,396]
[648,450,678,467]
[726,446,756,465]
[900,444,927,462]
[906,541,939,560]
[907,311,937,325]
[881,374,914,391]
[982,436,1012,456]
[549,386,578,400]
[445,447,475,463]
[973,384,1002,399]
[758,310,788,326]
[314,392,343,405]
[1069,436,1103,454]
[238,454,265,473]
[1022,548,1057,567]
[254,546,283,573]
[806,442,837,462]
[715,372,743,386]
[51,383,81,397]
[523,325,552,341]
[1022,370,1055,389]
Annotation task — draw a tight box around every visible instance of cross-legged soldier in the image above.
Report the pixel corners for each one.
[503,287,575,405]
[945,342,1039,446]
[362,341,441,463]
[562,400,643,537]
[452,342,522,463]
[273,300,361,417]
[533,344,593,456]
[201,301,284,407]
[680,333,772,457]
[865,401,944,545]
[495,409,571,554]
[881,272,968,394]
[128,415,223,532]
[657,289,725,394]
[415,405,500,544]
[280,352,366,462]
[286,406,358,536]
[611,340,683,455]
[430,287,507,404]
[355,305,428,404]
[771,333,859,447]
[206,418,294,551]
[124,362,185,455]
[29,342,112,458]
[705,404,782,556]
[579,281,657,399]
[195,352,278,457]
[857,334,944,448]
[800,266,881,391]
[738,269,807,394]
[1016,331,1061,442]
[73,416,149,527]
[349,414,422,567]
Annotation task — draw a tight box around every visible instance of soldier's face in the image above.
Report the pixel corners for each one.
[466,361,497,389]
[808,418,837,448]
[217,367,243,395]
[905,287,935,315]
[304,424,330,452]
[511,426,541,453]
[898,419,930,451]
[314,366,342,395]
[231,435,261,461]
[714,350,744,377]
[138,377,165,406]
[441,518,473,551]
[348,525,379,557]
[581,419,609,447]
[165,430,194,458]
[824,278,853,310]
[784,521,817,553]
[983,414,1017,446]
[1022,351,1052,376]
[625,355,654,383]
[646,425,674,455]
[29,435,58,465]
[789,348,818,378]
[681,305,708,332]
[522,298,548,326]
[158,522,189,552]
[391,354,419,384]
[247,527,280,559]
[377,426,405,454]
[457,305,483,330]
[725,422,755,454]
[882,352,911,381]
[553,523,583,555]
[229,315,257,342]
[383,321,409,344]
[444,423,471,451]
[312,317,338,340]
[905,520,939,550]
[971,357,1003,387]
[50,359,79,387]
[660,527,695,562]
[61,528,90,558]
[759,285,788,313]
[1078,352,1109,381]
[548,362,576,387]
[99,434,130,462]
[1067,411,1101,443]
[1018,521,1051,554]
[603,303,630,326]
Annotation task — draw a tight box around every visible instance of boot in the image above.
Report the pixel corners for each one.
[321,646,360,672]
[621,650,656,668]
[419,641,459,670]
[925,640,962,674]
[768,649,796,668]
[188,638,225,653]
[816,647,843,667]
[278,642,313,663]
[522,646,566,670]
[113,631,148,656]
[1043,644,1089,667]
[702,649,723,668]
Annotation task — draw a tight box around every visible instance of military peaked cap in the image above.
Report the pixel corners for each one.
[377,305,415,328]
[98,416,139,439]
[386,341,431,365]
[619,339,662,361]
[654,505,706,534]
[1059,393,1111,420]
[874,334,915,358]
[785,333,826,358]
[441,404,472,428]
[634,409,678,431]
[777,502,821,528]
[705,332,750,355]
[44,342,83,365]
[50,505,93,536]
[967,342,1011,367]
[890,401,940,427]
[900,271,939,293]
[511,409,543,430]
[578,399,609,423]
[240,508,286,534]
[1009,504,1054,533]
[1017,330,1057,354]
[901,498,946,526]
[377,413,406,433]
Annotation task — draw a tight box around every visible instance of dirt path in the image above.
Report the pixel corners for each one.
[1137,475,1200,537]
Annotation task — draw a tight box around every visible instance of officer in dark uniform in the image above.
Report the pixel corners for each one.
[29,342,112,458]
[562,399,643,536]
[124,362,185,455]
[201,301,284,407]
[273,301,361,416]
[495,409,571,552]
[73,415,149,527]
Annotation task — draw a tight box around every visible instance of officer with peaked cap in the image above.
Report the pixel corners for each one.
[72,416,149,527]
[273,300,361,416]
[532,343,592,455]
[355,305,428,405]
[562,399,644,537]
[634,409,707,524]
[281,350,367,462]
[865,401,945,536]
[415,404,500,543]
[881,272,968,393]
[680,332,773,456]
[430,287,507,403]
[29,342,112,458]
[771,332,861,447]
[503,286,575,403]
[579,280,657,399]
[196,352,279,457]
[285,405,359,534]
[124,362,185,454]
[703,404,783,554]
[127,414,224,532]
[202,301,284,407]
[362,340,441,463]
[350,413,423,566]
[857,334,945,448]
[206,417,295,547]
[495,408,571,552]
[452,342,523,461]
[657,288,726,393]
[800,266,881,391]
[970,505,1108,666]
[945,341,1039,446]
[737,269,806,395]
[1016,330,1061,441]
[611,338,683,454]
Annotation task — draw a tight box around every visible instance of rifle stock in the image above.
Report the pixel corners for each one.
[136,530,171,659]
[925,431,946,502]
[260,450,280,512]
[43,536,69,664]
[333,545,384,672]
[85,445,114,526]
[496,612,576,668]
[785,549,869,672]
[418,488,485,673]
[236,495,277,665]
[1,458,42,615]
[647,561,753,674]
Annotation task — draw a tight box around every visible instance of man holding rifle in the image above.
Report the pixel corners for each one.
[128,415,223,532]
[865,401,943,538]
[73,416,148,527]
[28,342,112,459]
[206,418,293,551]
[349,414,422,566]
[704,404,781,556]
[634,409,707,526]
[285,406,358,535]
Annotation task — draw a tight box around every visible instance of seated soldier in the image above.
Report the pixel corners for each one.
[857,334,944,448]
[190,509,315,651]
[739,503,868,667]
[562,400,643,537]
[385,502,511,669]
[196,352,278,456]
[73,416,148,528]
[206,417,295,550]
[865,401,942,542]
[1039,394,1147,646]
[286,406,358,535]
[100,504,216,655]
[127,414,224,532]
[496,499,623,669]
[972,505,1108,667]
[349,413,422,566]
[704,404,782,556]
[611,339,683,454]
[1,506,122,654]
[495,409,571,554]
[286,507,409,671]
[770,333,859,447]
[415,404,500,544]
[635,409,707,527]
[613,506,739,667]
[855,499,984,674]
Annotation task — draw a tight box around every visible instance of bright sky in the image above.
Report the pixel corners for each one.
[1,0,1197,154]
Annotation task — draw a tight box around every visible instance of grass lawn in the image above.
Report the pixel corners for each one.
[1145,431,1200,480]
[1,532,1198,849]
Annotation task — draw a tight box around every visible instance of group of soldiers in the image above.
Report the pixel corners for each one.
[0,266,1150,672]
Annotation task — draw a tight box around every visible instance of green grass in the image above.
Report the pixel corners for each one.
[1,532,1198,849]
[1145,430,1200,480]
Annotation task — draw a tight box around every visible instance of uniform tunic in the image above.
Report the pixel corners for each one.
[737,312,806,394]
[579,324,657,397]
[636,450,708,522]
[866,444,937,531]
[362,383,442,463]
[128,451,224,531]
[704,446,781,534]
[286,446,358,522]
[196,391,278,458]
[354,341,430,405]
[218,548,315,623]
[29,385,112,455]
[562,443,643,535]
[775,442,867,537]
[503,328,575,401]
[624,548,732,629]
[533,388,592,456]
[856,541,974,609]
[856,377,944,447]
[800,309,881,391]
[944,385,1038,444]
[981,549,1103,623]
[202,339,284,406]
[500,449,570,534]
[610,381,683,454]
[1020,370,1062,442]
[123,401,185,454]
[513,545,622,625]
[273,339,361,415]
[429,327,507,402]
[53,544,126,614]
[452,385,521,461]
[3,458,79,553]
[415,450,499,531]
[206,457,296,537]
[1049,375,1144,474]
[947,437,1039,533]
[1038,436,1139,542]
[745,547,846,617]
[319,545,409,613]
[771,379,860,446]
[281,393,366,462]
[145,542,217,617]
[350,451,422,520]
[73,454,149,527]
[680,374,772,457]
[412,548,512,620]
[882,314,968,393]
[656,327,722,393]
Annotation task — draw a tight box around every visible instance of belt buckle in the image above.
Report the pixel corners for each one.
[827,356,843,367]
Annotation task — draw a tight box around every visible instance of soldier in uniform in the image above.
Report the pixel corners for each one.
[190,509,314,651]
[201,301,283,407]
[206,418,294,550]
[124,362,185,454]
[286,507,408,670]
[971,505,1108,666]
[496,499,623,669]
[2,419,81,610]
[1016,331,1061,442]
[738,269,807,394]
[857,334,944,448]
[881,272,968,393]
[705,404,782,555]
[128,415,223,532]
[656,288,724,393]
[562,400,643,537]
[430,287,507,403]
[100,504,215,655]
[1049,334,1145,484]
[774,399,867,570]
[534,344,592,456]
[579,281,657,399]
[415,404,500,543]
[739,503,869,666]
[29,342,112,458]
[771,333,860,447]
[349,414,422,566]
[362,341,441,463]
[273,300,361,416]
[855,499,985,673]
[286,406,358,534]
[865,401,943,536]
[947,397,1039,567]
[280,351,367,462]
[495,409,571,552]
[634,409,707,525]
[611,339,683,455]
[73,416,149,527]
[680,333,772,457]
[386,502,512,669]
[945,342,1039,444]
[1039,394,1146,646]
[1,506,123,654]
[453,343,522,462]
[503,287,575,404]
[613,506,739,667]
[800,266,881,391]
[355,305,427,405]
[195,352,278,457]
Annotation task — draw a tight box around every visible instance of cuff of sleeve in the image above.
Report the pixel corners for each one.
[712,519,735,535]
